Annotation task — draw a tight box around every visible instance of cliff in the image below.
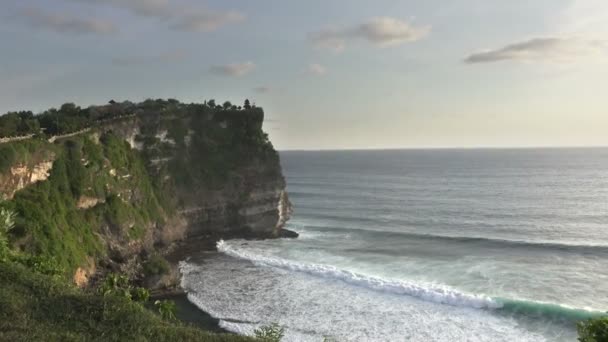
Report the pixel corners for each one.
[0,99,292,284]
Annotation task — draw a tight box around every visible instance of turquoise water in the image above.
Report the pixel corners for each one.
[182,149,608,341]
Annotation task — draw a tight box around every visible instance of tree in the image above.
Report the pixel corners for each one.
[244,99,251,110]
[207,99,216,108]
[223,101,232,110]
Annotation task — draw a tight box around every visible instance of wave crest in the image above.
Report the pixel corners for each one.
[216,240,501,309]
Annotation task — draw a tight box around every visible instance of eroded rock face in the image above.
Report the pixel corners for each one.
[77,196,103,209]
[0,104,292,285]
[1,160,54,200]
[175,166,291,239]
[73,259,96,288]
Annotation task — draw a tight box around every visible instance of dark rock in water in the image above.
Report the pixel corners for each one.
[279,229,299,239]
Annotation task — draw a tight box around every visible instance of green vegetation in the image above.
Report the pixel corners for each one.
[0,207,16,261]
[0,261,255,342]
[253,324,285,342]
[578,317,608,342]
[155,299,178,321]
[0,111,39,137]
[0,98,266,139]
[0,139,54,173]
[0,98,286,341]
[143,254,170,277]
[5,132,169,274]
[7,151,104,272]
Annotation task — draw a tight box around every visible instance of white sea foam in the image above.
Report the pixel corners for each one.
[179,254,548,342]
[216,240,502,310]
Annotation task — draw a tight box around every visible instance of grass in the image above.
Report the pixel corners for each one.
[0,262,256,342]
[6,133,168,275]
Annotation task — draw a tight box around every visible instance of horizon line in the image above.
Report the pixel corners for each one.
[278,145,608,152]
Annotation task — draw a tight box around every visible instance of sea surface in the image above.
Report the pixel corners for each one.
[181,149,608,341]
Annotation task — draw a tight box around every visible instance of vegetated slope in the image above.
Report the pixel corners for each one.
[0,261,255,342]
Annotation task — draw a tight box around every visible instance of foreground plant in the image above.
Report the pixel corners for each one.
[253,323,285,342]
[0,207,16,261]
[578,317,608,342]
[154,299,177,321]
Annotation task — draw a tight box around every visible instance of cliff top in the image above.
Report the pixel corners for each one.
[0,98,263,139]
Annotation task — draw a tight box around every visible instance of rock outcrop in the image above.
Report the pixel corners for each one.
[1,159,54,200]
[0,100,293,283]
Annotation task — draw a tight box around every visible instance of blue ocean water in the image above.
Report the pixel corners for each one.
[181,149,608,341]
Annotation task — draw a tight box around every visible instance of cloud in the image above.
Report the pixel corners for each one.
[19,8,117,34]
[169,10,245,32]
[253,86,271,93]
[73,0,169,17]
[112,50,188,66]
[210,62,256,77]
[310,17,430,52]
[464,37,606,64]
[308,64,327,76]
[70,0,244,32]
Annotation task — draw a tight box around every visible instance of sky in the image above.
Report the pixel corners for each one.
[1,0,607,150]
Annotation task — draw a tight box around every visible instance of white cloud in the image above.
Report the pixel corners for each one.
[310,17,430,52]
[19,8,117,34]
[70,0,244,32]
[112,50,188,66]
[76,0,170,17]
[253,86,271,93]
[308,64,327,76]
[465,37,606,64]
[559,0,608,35]
[210,62,256,77]
[169,10,245,32]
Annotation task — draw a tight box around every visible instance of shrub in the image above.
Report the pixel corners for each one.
[154,299,177,321]
[98,273,132,300]
[143,254,170,277]
[253,323,285,342]
[578,317,608,342]
[131,287,151,303]
[0,207,16,261]
[10,254,63,277]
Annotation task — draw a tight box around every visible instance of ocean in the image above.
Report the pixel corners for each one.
[180,148,608,341]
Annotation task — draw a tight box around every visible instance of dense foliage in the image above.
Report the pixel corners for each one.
[578,317,608,342]
[0,139,53,173]
[0,207,16,262]
[143,254,171,277]
[0,98,286,341]
[253,324,285,342]
[0,262,255,342]
[0,98,263,138]
[4,132,167,273]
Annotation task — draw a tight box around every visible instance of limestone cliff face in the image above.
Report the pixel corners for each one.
[0,158,55,200]
[0,101,291,284]
[127,107,292,239]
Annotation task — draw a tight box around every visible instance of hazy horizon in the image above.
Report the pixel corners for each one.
[2,0,607,150]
